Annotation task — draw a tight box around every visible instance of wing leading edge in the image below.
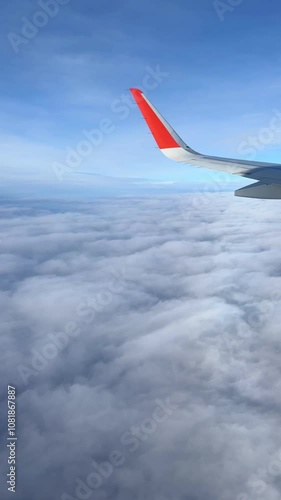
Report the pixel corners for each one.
[130,88,281,199]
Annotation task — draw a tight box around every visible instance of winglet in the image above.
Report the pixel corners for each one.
[130,88,186,150]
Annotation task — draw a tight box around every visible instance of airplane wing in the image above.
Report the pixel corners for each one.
[130,88,281,199]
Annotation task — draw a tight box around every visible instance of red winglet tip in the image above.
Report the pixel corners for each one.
[130,88,180,149]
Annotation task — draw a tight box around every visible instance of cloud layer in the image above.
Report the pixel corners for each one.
[1,194,281,500]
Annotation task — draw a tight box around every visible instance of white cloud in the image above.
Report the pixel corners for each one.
[1,194,281,499]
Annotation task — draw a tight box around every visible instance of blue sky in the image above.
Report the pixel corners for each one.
[2,0,281,196]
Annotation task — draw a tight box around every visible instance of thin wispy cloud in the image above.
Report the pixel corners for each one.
[2,0,281,190]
